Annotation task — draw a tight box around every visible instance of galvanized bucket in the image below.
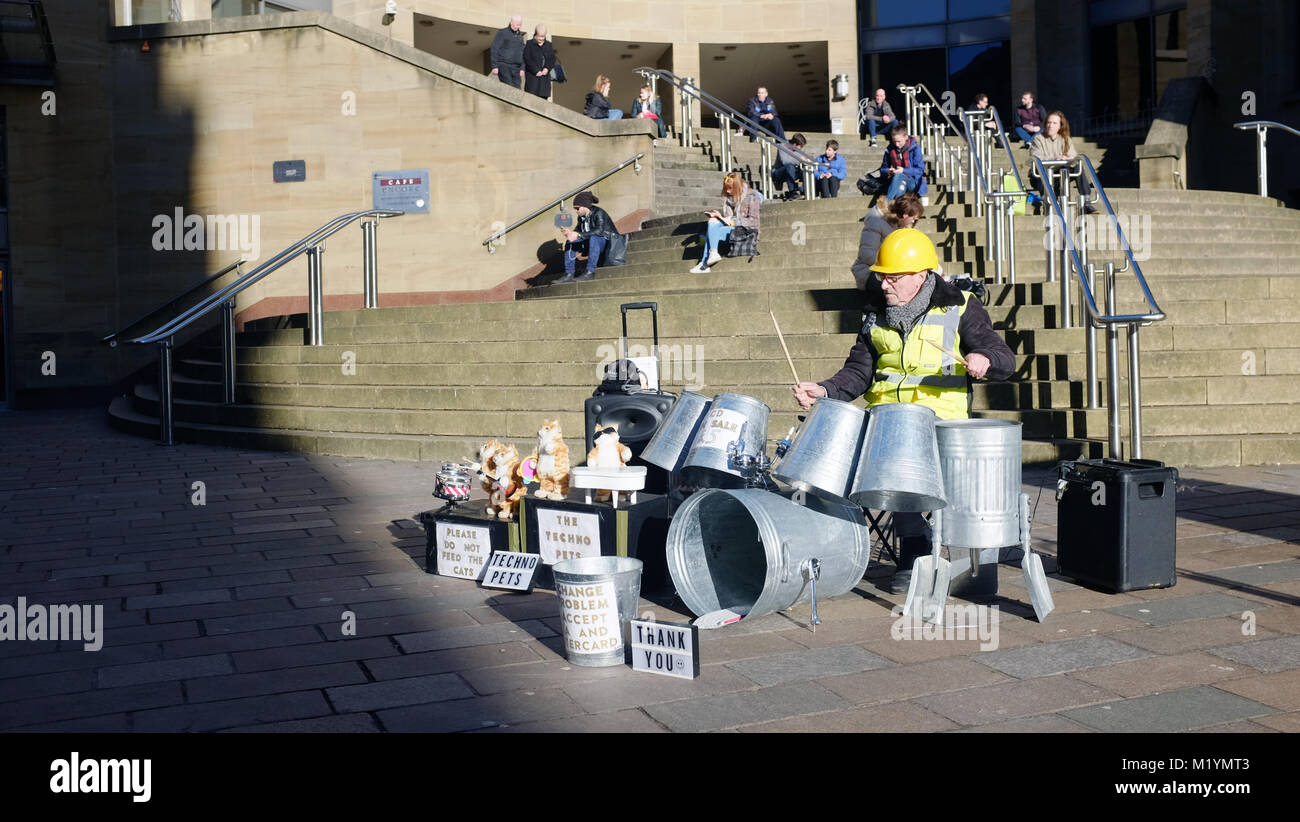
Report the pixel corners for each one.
[641,390,711,473]
[935,419,1023,549]
[665,488,870,621]
[681,393,770,488]
[552,556,644,667]
[849,403,947,512]
[771,397,866,503]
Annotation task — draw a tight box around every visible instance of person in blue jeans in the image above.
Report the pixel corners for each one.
[814,140,847,198]
[559,190,614,281]
[691,172,761,273]
[584,76,624,120]
[771,133,810,199]
[880,123,928,202]
[1014,91,1047,148]
[745,87,786,142]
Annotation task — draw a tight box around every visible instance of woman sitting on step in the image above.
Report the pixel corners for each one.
[851,192,925,290]
[691,171,761,274]
[1028,110,1097,215]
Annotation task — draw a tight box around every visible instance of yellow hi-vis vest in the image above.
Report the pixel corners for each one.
[864,292,973,420]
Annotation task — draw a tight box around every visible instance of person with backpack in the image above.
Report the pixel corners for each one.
[558,191,624,282]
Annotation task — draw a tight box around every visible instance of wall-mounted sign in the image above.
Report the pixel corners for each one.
[630,619,699,679]
[434,520,492,581]
[481,550,540,591]
[273,160,306,183]
[554,211,574,230]
[372,169,430,213]
[535,507,601,565]
[558,579,622,656]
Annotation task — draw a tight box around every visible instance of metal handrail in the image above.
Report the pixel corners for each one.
[637,67,818,199]
[1233,120,1300,198]
[896,83,965,143]
[103,257,245,346]
[1033,154,1165,459]
[895,84,970,197]
[985,106,1028,195]
[481,153,644,252]
[122,208,403,446]
[132,209,401,344]
[962,119,1023,284]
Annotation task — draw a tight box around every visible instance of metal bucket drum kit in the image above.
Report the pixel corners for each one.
[643,392,1053,626]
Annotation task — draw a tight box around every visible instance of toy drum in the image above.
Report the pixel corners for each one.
[434,463,473,502]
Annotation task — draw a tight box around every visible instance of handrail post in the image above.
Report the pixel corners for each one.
[1104,262,1122,459]
[306,244,324,346]
[964,113,977,193]
[1255,124,1268,198]
[994,191,1006,286]
[719,113,732,173]
[158,339,175,446]
[1085,264,1100,409]
[1060,168,1074,329]
[804,164,815,200]
[220,299,236,405]
[1128,322,1143,459]
[1007,190,1017,284]
[760,140,773,199]
[1045,168,1058,285]
[362,217,379,309]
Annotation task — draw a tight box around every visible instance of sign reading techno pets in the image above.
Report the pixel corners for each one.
[481,551,540,591]
[535,508,601,565]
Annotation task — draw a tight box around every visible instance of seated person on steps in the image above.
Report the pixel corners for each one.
[772,133,811,200]
[558,190,617,282]
[814,139,847,198]
[880,122,928,204]
[691,171,761,274]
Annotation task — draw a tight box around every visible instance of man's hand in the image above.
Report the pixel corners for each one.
[883,115,892,123]
[491,67,499,75]
[965,352,991,379]
[792,381,827,410]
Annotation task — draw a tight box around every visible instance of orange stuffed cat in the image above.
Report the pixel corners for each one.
[527,419,571,501]
[483,441,526,520]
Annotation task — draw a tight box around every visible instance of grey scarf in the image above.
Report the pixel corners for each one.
[883,272,936,338]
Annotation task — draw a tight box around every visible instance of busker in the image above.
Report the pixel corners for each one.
[791,228,1015,592]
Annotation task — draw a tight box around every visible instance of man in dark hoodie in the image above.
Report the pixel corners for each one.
[792,228,1015,591]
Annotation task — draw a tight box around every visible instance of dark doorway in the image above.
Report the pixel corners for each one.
[1,106,10,408]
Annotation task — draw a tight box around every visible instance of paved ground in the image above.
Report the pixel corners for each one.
[2,408,1298,733]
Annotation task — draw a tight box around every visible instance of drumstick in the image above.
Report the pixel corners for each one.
[923,337,969,367]
[770,311,801,385]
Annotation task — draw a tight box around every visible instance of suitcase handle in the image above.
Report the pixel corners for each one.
[619,303,659,369]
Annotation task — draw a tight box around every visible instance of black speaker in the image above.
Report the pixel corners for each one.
[583,392,676,493]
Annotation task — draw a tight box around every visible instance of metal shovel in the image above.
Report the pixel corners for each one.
[903,509,949,625]
[1019,492,1055,622]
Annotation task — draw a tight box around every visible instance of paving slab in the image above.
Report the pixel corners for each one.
[975,636,1152,679]
[817,657,1013,706]
[949,714,1095,733]
[1111,616,1285,655]
[1208,559,1300,586]
[642,682,850,732]
[738,700,959,733]
[378,689,587,732]
[1105,593,1264,627]
[1071,651,1258,697]
[475,709,669,733]
[363,643,542,680]
[916,676,1119,727]
[726,644,894,686]
[561,664,758,713]
[1207,635,1300,673]
[1062,686,1275,733]
[220,713,384,733]
[1212,669,1300,710]
[326,673,474,712]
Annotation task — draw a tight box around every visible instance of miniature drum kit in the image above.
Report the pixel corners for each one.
[642,391,1054,625]
[433,462,474,506]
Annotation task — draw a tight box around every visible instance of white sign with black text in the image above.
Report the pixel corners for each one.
[434,521,492,581]
[630,619,700,679]
[480,551,540,591]
[537,508,601,565]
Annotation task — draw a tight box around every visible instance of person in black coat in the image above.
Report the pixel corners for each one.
[522,25,555,100]
[489,15,525,88]
[583,75,624,120]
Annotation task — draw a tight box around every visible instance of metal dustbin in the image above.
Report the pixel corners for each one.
[552,556,644,667]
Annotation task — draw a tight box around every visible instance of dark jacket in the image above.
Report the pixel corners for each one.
[584,91,613,119]
[522,39,555,98]
[631,97,665,137]
[818,274,1015,403]
[1016,102,1047,132]
[747,95,779,121]
[490,26,525,71]
[576,206,619,241]
[880,136,929,196]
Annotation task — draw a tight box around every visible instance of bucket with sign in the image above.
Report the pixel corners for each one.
[552,556,645,667]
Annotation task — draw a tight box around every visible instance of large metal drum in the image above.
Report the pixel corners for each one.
[680,393,770,488]
[935,419,1022,549]
[849,403,947,512]
[771,398,866,503]
[640,390,711,473]
[666,488,870,621]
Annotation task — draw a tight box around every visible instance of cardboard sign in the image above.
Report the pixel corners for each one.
[696,408,748,448]
[630,619,700,679]
[434,520,492,581]
[536,508,601,565]
[557,580,622,655]
[481,551,540,591]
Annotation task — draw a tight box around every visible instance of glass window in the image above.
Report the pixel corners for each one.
[947,0,1010,21]
[948,41,1010,113]
[862,24,947,52]
[869,0,946,28]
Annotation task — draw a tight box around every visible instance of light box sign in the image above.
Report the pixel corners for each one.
[481,550,540,591]
[372,169,430,213]
[630,619,700,679]
[535,507,601,565]
[434,520,492,581]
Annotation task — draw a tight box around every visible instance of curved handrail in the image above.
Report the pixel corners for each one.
[481,153,644,250]
[1032,156,1164,326]
[637,67,815,166]
[131,209,403,344]
[1234,119,1300,138]
[896,83,965,141]
[102,257,244,346]
[985,106,1028,195]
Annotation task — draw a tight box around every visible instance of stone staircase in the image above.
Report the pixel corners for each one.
[109,129,1300,468]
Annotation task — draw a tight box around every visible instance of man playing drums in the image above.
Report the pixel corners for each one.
[792,228,1016,591]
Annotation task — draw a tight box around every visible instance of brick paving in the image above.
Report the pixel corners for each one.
[1,409,1298,732]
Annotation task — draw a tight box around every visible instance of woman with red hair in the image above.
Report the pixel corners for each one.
[691,172,761,274]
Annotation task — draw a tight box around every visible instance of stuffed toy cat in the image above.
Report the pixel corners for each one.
[474,438,506,499]
[586,423,633,503]
[483,442,526,520]
[527,419,571,501]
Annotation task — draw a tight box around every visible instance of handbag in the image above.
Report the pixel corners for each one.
[550,63,566,83]
[601,231,628,267]
[723,226,759,258]
[857,171,884,196]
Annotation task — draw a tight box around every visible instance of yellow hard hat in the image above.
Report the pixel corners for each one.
[870,227,940,274]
